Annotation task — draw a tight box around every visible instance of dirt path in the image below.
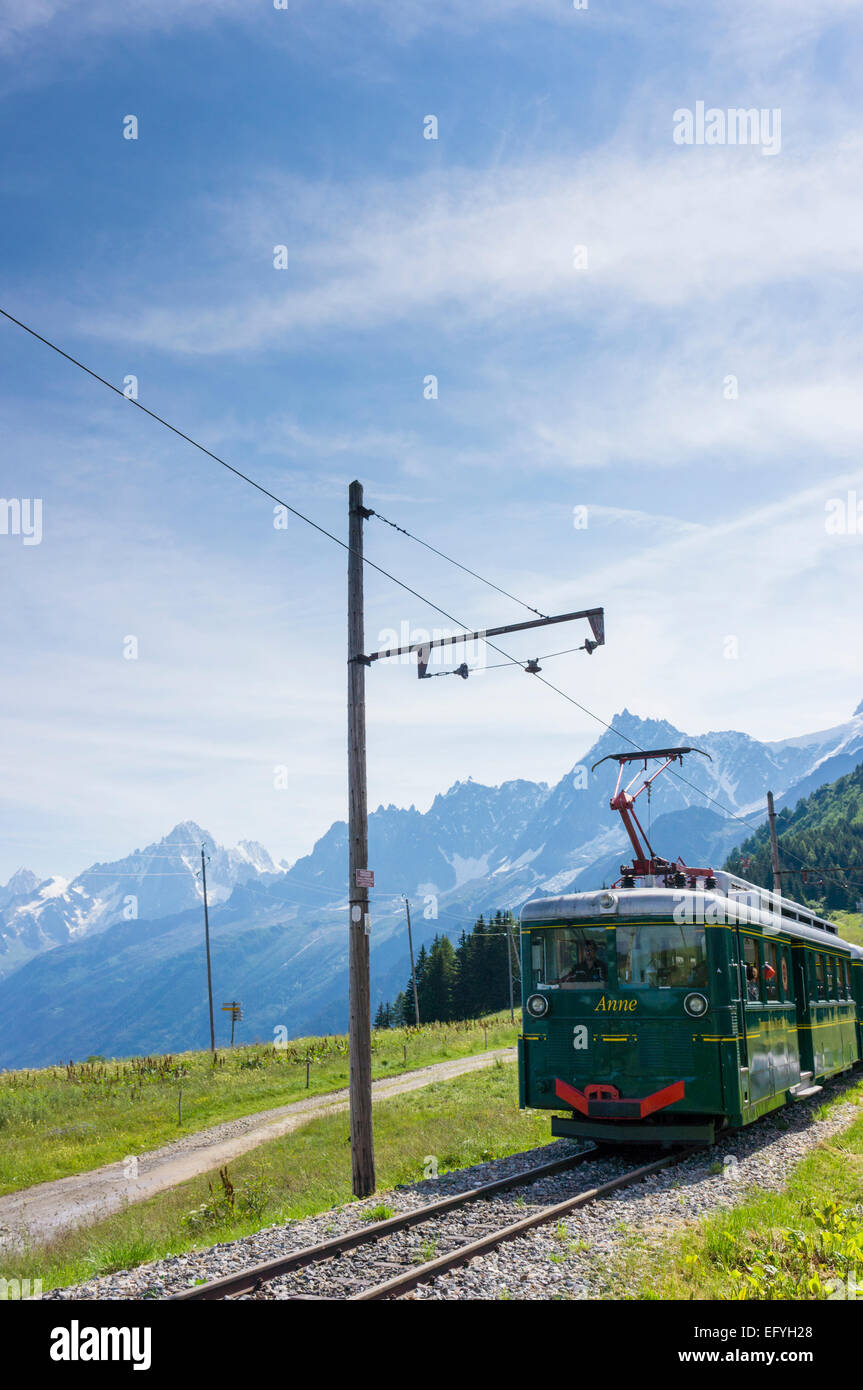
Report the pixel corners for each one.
[0,1047,515,1251]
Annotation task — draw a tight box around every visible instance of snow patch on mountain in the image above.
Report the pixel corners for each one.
[440,851,491,889]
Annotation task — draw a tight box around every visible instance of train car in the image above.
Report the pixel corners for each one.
[518,748,863,1145]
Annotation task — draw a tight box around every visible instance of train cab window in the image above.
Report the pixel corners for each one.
[764,942,779,1001]
[537,926,608,989]
[616,921,707,989]
[743,935,762,1003]
[530,936,544,985]
[814,955,826,1001]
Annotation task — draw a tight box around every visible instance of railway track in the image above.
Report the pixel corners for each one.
[170,1146,685,1302]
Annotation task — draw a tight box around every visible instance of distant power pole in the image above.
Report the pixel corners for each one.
[404,897,421,1027]
[766,791,782,896]
[201,846,215,1054]
[347,480,375,1198]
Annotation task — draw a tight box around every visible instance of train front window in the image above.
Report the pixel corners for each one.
[533,926,608,988]
[616,921,707,989]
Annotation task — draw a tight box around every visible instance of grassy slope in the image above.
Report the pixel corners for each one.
[828,910,863,947]
[5,1059,549,1293]
[0,1014,517,1195]
[612,1081,863,1300]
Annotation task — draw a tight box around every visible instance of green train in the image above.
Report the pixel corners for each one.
[517,749,863,1145]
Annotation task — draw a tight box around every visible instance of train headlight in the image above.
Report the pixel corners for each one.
[526,993,550,1019]
[684,992,708,1018]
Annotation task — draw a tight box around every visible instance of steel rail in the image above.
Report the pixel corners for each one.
[352,1152,682,1300]
[168,1146,601,1300]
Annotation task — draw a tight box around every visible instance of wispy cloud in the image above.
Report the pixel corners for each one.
[4,0,858,54]
[80,136,863,357]
[0,0,247,55]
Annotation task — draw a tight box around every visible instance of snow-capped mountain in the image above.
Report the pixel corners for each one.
[0,822,283,979]
[0,867,41,911]
[1,704,862,1066]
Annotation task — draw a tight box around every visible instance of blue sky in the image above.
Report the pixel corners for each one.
[1,0,862,881]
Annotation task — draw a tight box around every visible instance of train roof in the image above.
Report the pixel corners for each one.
[520,869,863,959]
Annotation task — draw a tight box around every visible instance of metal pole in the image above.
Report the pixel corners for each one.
[506,917,515,1022]
[404,897,420,1027]
[347,480,375,1198]
[201,847,215,1054]
[767,791,782,896]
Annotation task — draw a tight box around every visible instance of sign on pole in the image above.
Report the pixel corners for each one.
[355,868,375,888]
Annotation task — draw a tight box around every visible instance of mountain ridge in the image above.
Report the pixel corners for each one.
[1,703,862,1066]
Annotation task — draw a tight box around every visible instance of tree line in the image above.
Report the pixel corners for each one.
[374,911,520,1027]
[724,760,863,913]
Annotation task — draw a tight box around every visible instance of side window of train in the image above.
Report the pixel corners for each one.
[825,955,835,1000]
[845,959,853,998]
[836,958,846,1001]
[815,954,826,1002]
[743,935,761,1004]
[764,941,779,1001]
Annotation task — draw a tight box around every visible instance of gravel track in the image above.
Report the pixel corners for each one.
[43,1072,861,1302]
[0,1046,513,1252]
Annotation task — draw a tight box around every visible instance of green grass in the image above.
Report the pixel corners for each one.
[827,910,863,947]
[615,1078,863,1300]
[0,1013,518,1195]
[1,1061,552,1294]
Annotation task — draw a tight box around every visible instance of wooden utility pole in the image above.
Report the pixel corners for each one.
[347,480,375,1198]
[766,791,782,896]
[404,897,420,1027]
[201,847,215,1054]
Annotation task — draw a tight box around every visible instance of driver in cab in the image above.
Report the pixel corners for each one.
[562,938,607,984]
